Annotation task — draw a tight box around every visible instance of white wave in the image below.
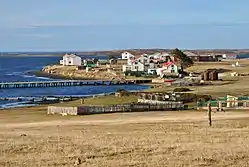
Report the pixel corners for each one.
[5,73,14,76]
[35,76,53,80]
[22,75,35,78]
[0,101,38,109]
[21,74,52,80]
[5,72,23,76]
[0,104,38,109]
[12,72,23,75]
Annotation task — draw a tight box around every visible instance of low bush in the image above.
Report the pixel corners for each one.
[116,89,130,96]
[178,93,212,103]
[173,88,191,92]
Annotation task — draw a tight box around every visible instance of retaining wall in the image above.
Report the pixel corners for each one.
[47,102,184,116]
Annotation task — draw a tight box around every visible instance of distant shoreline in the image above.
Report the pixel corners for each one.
[2,48,249,57]
[0,54,112,57]
[1,54,64,57]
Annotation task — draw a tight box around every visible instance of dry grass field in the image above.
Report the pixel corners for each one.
[2,60,249,166]
[1,108,249,167]
[186,59,249,97]
[147,59,249,97]
[55,95,138,107]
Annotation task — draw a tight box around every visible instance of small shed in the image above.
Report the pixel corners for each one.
[201,69,219,81]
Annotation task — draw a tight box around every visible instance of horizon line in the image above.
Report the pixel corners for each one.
[1,48,249,53]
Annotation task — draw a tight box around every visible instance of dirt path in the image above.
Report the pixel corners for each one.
[2,111,249,129]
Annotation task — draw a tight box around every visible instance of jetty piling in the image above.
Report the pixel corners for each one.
[0,79,151,89]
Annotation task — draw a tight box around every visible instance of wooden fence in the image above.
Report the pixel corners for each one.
[48,102,185,116]
[47,106,78,115]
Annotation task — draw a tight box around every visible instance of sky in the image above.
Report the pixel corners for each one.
[0,0,249,51]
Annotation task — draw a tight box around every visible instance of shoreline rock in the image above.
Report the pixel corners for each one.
[27,65,153,83]
[29,64,127,81]
[26,71,105,80]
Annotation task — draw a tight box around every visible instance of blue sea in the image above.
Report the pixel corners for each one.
[0,55,148,108]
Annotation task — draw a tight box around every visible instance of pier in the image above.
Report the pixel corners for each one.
[0,79,151,89]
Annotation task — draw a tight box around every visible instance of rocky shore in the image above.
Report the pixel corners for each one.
[27,71,98,80]
[27,65,125,81]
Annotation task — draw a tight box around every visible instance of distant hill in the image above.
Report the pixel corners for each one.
[1,48,249,56]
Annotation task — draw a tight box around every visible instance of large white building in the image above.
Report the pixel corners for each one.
[122,55,155,73]
[60,54,82,66]
[121,51,135,59]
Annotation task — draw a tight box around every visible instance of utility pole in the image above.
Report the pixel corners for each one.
[207,102,212,127]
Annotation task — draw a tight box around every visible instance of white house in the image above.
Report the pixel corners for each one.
[122,56,155,73]
[126,54,150,65]
[122,62,145,72]
[157,62,179,77]
[148,52,170,60]
[149,52,161,59]
[121,52,135,59]
[136,55,151,64]
[159,52,170,60]
[183,51,199,57]
[60,54,82,66]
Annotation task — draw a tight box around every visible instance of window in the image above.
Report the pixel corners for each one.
[238,102,244,107]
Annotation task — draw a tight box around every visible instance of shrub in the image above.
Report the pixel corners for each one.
[178,93,212,103]
[124,71,143,77]
[179,93,197,103]
[116,89,130,96]
[173,88,191,92]
[197,95,212,102]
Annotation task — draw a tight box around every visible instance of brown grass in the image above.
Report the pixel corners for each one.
[2,60,249,166]
[146,60,249,97]
[1,109,249,167]
[0,95,138,124]
[42,65,123,80]
[186,60,249,97]
[53,95,138,107]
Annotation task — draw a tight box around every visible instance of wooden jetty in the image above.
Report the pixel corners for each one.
[0,79,151,89]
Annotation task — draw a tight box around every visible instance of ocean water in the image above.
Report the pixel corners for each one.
[237,54,249,59]
[0,55,148,108]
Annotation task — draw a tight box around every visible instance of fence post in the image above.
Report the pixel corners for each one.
[207,102,212,127]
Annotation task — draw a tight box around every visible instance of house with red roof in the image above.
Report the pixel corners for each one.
[156,61,179,77]
[223,53,238,59]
